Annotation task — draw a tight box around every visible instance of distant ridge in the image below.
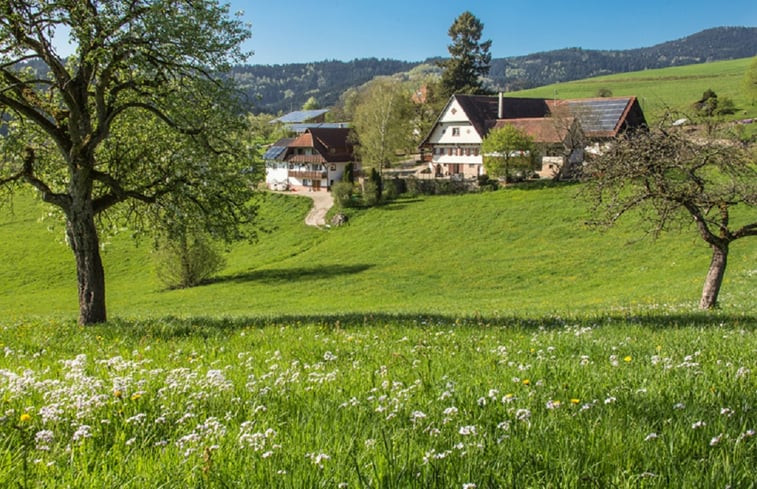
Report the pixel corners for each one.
[233,27,757,114]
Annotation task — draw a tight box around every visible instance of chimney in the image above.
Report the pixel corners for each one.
[498,92,504,119]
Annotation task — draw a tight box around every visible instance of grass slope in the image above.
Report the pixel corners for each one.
[1,185,755,321]
[511,57,757,124]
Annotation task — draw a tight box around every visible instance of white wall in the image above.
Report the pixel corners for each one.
[265,163,289,189]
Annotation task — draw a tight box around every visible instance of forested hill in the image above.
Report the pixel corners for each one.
[232,58,418,114]
[491,27,757,90]
[234,27,757,114]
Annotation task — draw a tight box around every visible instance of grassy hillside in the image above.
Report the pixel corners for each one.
[1,185,755,321]
[511,57,757,124]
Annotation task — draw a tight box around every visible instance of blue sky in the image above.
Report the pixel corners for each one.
[233,0,756,65]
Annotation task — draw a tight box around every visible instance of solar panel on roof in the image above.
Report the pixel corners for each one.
[566,99,629,133]
[271,109,329,124]
[262,145,287,160]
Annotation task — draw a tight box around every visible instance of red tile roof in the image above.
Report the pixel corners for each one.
[492,117,576,144]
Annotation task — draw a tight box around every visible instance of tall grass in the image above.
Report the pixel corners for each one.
[0,315,754,487]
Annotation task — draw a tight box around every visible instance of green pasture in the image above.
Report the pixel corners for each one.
[2,184,755,321]
[513,57,757,124]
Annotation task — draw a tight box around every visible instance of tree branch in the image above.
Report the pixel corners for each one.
[0,147,71,210]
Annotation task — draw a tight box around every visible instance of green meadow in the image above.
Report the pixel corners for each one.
[2,185,756,320]
[513,57,757,124]
[1,57,756,487]
[1,184,756,487]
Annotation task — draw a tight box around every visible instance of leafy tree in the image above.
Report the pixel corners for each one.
[481,125,537,184]
[438,11,492,98]
[583,127,756,309]
[0,1,256,324]
[302,96,320,110]
[351,78,414,175]
[692,89,736,117]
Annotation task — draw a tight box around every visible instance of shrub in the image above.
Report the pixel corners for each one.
[332,181,356,208]
[362,179,380,206]
[154,233,226,289]
[383,178,405,201]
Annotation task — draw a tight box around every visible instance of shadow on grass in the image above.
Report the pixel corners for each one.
[203,263,375,286]
[106,311,757,340]
[504,180,580,191]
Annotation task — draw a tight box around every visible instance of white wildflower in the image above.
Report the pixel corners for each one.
[306,452,330,469]
[410,410,427,423]
[515,409,531,422]
[709,433,723,446]
[72,425,92,442]
[35,430,54,451]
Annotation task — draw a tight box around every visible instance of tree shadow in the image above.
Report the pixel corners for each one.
[504,180,580,191]
[106,311,757,340]
[202,263,375,286]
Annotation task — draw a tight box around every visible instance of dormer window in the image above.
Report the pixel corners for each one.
[452,128,460,137]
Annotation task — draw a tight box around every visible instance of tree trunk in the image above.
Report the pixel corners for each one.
[66,196,107,325]
[699,244,728,310]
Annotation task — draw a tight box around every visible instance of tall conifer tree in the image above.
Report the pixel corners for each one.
[439,11,492,98]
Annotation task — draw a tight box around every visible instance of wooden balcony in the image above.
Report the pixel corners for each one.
[289,170,327,179]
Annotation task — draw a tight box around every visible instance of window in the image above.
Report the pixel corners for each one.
[465,148,471,156]
[474,148,480,157]
[452,127,460,137]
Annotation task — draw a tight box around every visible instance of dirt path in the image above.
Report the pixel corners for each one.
[302,191,334,227]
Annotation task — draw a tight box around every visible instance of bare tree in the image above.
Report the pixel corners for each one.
[583,126,756,309]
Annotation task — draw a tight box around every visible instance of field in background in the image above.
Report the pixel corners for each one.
[512,57,757,125]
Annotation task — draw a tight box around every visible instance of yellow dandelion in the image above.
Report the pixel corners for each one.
[131,392,142,401]
[522,379,530,386]
[624,356,632,363]
[19,413,32,423]
[114,390,123,398]
[570,398,580,405]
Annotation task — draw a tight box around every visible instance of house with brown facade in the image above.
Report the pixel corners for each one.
[419,94,646,179]
[264,127,358,191]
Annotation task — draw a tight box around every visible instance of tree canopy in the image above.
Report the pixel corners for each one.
[438,11,492,98]
[351,77,414,174]
[583,127,756,309]
[0,0,257,324]
[481,125,537,184]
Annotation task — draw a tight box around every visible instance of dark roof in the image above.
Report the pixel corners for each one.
[285,128,354,163]
[455,95,552,137]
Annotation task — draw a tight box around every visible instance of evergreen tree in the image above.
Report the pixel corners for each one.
[438,11,492,98]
